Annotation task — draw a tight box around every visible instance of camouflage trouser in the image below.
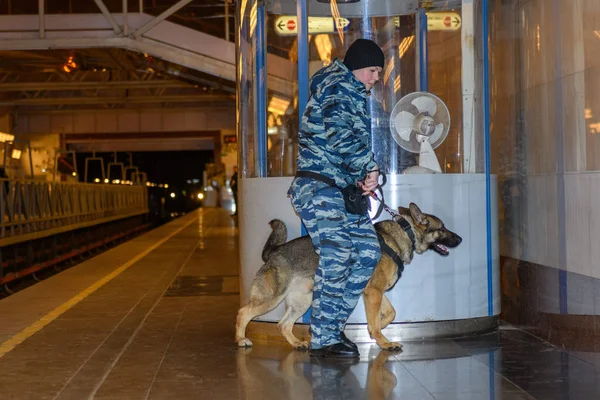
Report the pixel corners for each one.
[290,177,381,349]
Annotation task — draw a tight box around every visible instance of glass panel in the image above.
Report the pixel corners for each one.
[237,0,258,178]
[428,8,465,174]
[265,10,298,177]
[267,0,483,175]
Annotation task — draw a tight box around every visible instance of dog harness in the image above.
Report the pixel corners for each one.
[377,217,416,288]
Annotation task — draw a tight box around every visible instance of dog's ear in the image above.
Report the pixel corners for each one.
[409,203,428,226]
[397,206,409,214]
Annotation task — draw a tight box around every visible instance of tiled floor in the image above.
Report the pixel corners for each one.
[1,208,600,399]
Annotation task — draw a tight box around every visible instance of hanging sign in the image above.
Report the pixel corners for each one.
[395,12,462,31]
[274,16,350,36]
[427,12,461,31]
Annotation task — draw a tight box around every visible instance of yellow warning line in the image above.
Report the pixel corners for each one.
[0,214,199,359]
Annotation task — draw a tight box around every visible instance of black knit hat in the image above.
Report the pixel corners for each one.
[343,39,384,71]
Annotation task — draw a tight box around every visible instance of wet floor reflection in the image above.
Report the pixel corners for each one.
[234,327,600,399]
[235,334,534,399]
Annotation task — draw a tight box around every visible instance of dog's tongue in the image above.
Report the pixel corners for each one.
[436,244,449,255]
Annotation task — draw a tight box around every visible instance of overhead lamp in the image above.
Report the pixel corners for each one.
[383,58,395,85]
[11,149,22,160]
[393,75,401,93]
[314,34,332,65]
[62,56,77,73]
[0,132,15,143]
[398,35,415,59]
[268,95,291,116]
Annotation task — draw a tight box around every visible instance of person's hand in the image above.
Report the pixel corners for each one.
[358,169,379,194]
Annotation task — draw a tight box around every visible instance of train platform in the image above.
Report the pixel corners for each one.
[0,208,599,399]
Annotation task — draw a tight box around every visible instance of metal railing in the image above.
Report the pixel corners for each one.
[1,179,148,246]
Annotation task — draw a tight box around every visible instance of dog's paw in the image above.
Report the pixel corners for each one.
[379,341,403,351]
[293,341,310,351]
[237,338,253,348]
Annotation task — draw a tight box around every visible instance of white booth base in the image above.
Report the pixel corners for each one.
[238,174,500,337]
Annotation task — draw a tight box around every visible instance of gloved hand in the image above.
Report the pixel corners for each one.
[358,169,380,194]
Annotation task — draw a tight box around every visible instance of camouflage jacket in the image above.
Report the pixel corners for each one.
[295,59,377,188]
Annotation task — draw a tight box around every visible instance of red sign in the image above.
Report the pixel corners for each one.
[286,20,296,30]
[224,135,237,144]
[443,16,451,27]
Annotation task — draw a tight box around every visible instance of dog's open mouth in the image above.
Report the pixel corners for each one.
[433,244,449,256]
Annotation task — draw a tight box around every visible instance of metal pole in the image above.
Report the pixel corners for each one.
[256,2,267,177]
[418,8,428,91]
[482,0,493,316]
[123,0,129,36]
[297,0,309,242]
[133,0,193,38]
[225,0,230,42]
[39,0,45,39]
[553,0,568,313]
[297,0,309,116]
[139,0,143,13]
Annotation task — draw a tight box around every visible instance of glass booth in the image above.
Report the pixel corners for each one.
[236,0,499,340]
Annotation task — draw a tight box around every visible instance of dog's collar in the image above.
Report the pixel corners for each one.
[397,217,416,247]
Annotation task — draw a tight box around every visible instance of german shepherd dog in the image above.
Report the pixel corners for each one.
[236,203,462,351]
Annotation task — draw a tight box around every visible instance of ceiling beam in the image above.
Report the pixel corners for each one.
[0,94,233,106]
[0,80,192,91]
[16,106,234,115]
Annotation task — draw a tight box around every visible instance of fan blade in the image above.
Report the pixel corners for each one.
[429,123,445,144]
[418,140,442,172]
[394,111,416,141]
[411,96,436,116]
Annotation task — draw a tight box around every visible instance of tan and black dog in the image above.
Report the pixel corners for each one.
[236,203,462,351]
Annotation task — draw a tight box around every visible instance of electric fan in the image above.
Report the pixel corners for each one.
[389,92,450,173]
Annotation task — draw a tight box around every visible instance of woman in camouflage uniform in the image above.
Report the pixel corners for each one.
[288,39,384,358]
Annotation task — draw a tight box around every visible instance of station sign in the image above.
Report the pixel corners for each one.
[395,12,462,31]
[427,12,461,31]
[274,16,350,36]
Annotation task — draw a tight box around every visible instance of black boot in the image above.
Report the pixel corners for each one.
[310,342,359,358]
[340,332,358,350]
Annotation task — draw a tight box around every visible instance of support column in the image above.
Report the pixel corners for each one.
[462,0,477,173]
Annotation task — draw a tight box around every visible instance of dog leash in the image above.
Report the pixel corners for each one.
[366,171,398,220]
[369,190,398,219]
[368,175,416,246]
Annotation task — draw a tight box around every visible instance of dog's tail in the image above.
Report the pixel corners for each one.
[261,219,287,262]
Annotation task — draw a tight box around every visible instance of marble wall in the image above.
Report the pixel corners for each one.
[493,0,600,274]
[492,0,600,345]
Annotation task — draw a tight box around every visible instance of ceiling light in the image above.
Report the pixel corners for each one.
[268,95,291,116]
[398,35,415,59]
[314,34,332,65]
[0,132,15,143]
